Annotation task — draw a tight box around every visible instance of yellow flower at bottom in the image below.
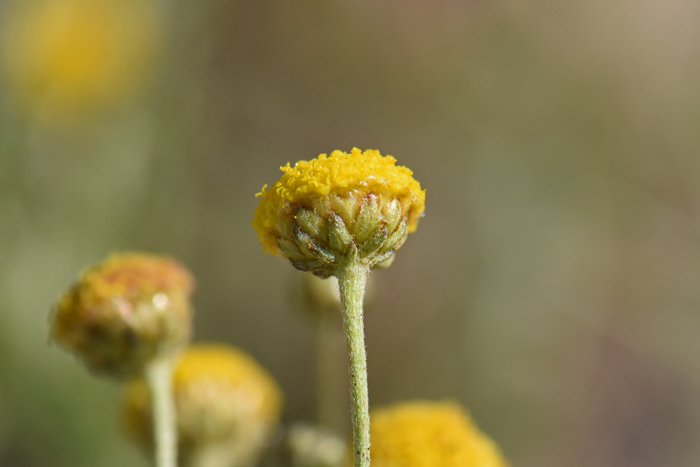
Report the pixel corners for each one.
[253,148,426,277]
[359,401,509,467]
[123,344,283,467]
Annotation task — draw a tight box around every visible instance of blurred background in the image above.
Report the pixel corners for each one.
[1,0,700,466]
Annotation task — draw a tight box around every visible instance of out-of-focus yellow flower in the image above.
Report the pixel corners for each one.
[0,0,161,124]
[359,401,509,467]
[50,252,194,379]
[123,343,283,467]
[253,148,425,277]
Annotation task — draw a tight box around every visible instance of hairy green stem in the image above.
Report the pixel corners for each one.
[336,250,371,467]
[146,357,178,467]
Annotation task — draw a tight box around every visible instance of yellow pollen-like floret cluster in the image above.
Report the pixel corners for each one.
[50,252,195,377]
[172,344,283,420]
[365,401,509,467]
[55,252,194,321]
[51,253,194,368]
[253,148,425,254]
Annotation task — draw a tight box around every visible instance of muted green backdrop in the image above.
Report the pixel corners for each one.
[1,1,700,466]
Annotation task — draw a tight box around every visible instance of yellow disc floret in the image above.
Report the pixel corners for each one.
[253,148,425,257]
[365,401,509,467]
[172,344,283,422]
[57,253,194,312]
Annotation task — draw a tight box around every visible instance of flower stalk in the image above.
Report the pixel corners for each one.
[253,148,426,467]
[146,357,178,467]
[337,248,371,467]
[49,252,195,466]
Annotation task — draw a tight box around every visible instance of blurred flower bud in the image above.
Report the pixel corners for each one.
[123,344,283,467]
[50,252,194,379]
[299,273,377,319]
[302,275,341,314]
[355,401,510,467]
[286,423,345,467]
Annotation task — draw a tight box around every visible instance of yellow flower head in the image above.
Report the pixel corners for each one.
[1,0,162,124]
[361,401,509,467]
[253,148,425,276]
[50,252,194,378]
[123,343,283,467]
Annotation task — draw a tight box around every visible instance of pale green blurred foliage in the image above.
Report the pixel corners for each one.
[1,1,700,467]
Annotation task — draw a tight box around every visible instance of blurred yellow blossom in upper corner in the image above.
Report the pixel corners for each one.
[0,0,162,124]
[364,401,510,467]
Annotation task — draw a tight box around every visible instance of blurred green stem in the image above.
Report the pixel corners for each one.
[146,357,177,467]
[314,314,336,429]
[337,249,371,467]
